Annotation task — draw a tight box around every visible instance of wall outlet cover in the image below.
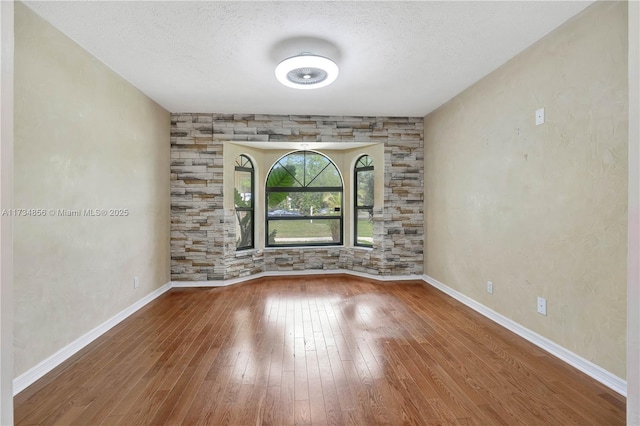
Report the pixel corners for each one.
[536,108,545,125]
[537,296,547,315]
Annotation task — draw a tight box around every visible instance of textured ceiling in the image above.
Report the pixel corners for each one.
[24,1,593,117]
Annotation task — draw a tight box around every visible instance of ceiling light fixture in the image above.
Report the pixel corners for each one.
[275,53,339,90]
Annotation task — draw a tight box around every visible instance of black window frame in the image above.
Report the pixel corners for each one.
[265,150,344,248]
[234,154,254,251]
[354,155,374,248]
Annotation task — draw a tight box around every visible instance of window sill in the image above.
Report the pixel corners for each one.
[235,248,260,258]
[260,245,373,252]
[263,245,345,251]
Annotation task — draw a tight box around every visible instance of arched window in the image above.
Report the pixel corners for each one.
[266,151,343,247]
[354,155,374,247]
[234,155,254,250]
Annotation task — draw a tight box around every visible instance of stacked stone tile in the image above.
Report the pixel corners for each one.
[171,114,424,281]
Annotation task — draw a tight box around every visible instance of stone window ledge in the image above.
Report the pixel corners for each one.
[262,246,345,251]
[235,249,261,258]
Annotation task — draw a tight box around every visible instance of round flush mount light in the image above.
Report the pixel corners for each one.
[275,53,339,90]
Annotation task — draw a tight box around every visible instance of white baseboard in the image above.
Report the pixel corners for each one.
[12,282,172,396]
[171,268,425,287]
[423,274,627,397]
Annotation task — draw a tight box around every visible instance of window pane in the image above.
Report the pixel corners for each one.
[235,155,253,168]
[281,154,305,186]
[234,170,252,208]
[356,209,373,246]
[236,211,253,248]
[307,165,341,187]
[356,155,373,168]
[304,153,329,185]
[267,218,341,245]
[267,152,341,189]
[268,191,342,216]
[356,169,374,207]
[267,192,296,215]
[267,163,302,188]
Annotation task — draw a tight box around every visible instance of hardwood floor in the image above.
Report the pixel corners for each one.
[14,275,625,425]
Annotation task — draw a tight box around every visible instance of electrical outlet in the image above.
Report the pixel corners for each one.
[536,108,545,125]
[134,277,139,289]
[487,281,493,294]
[537,296,547,315]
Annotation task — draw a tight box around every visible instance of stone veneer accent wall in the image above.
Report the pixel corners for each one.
[171,114,423,281]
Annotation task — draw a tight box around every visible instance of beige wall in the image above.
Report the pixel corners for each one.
[0,0,14,421]
[628,0,640,421]
[13,2,170,376]
[424,1,628,378]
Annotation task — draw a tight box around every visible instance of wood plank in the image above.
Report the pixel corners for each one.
[14,276,626,425]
